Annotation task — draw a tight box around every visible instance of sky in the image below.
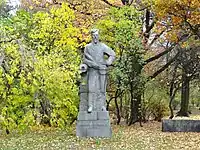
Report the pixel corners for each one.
[6,0,21,15]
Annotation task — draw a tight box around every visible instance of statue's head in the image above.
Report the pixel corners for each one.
[91,29,99,44]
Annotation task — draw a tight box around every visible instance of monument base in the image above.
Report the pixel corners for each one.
[162,119,200,132]
[76,111,112,137]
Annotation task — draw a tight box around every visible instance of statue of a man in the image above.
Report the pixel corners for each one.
[83,29,115,113]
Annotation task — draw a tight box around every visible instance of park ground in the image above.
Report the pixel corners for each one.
[0,120,200,150]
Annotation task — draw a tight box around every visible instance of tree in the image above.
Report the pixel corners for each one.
[176,45,200,116]
[21,0,112,48]
[153,0,200,39]
[0,3,80,133]
[0,0,11,17]
[142,0,200,117]
[96,6,145,125]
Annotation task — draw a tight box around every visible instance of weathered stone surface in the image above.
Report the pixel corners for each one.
[76,121,112,137]
[76,126,112,138]
[97,111,109,120]
[76,29,114,138]
[79,84,88,93]
[79,93,88,111]
[77,120,110,126]
[83,29,115,112]
[87,127,112,137]
[76,126,87,137]
[162,119,200,132]
[76,112,112,137]
[77,111,97,121]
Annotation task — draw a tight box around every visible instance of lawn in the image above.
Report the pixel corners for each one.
[0,121,200,150]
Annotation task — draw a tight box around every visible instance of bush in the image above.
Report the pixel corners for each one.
[142,80,169,121]
[0,3,80,133]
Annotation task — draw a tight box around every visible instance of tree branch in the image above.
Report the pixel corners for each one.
[128,0,134,6]
[145,9,150,33]
[145,20,155,35]
[0,55,5,66]
[0,38,14,44]
[67,1,92,15]
[144,43,177,65]
[101,0,120,8]
[149,29,166,47]
[185,19,200,38]
[148,52,179,80]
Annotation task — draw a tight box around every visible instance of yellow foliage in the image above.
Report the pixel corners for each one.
[148,0,200,42]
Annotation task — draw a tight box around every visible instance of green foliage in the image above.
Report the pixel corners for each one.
[96,6,145,123]
[190,82,200,107]
[143,80,169,121]
[0,3,80,133]
[96,6,144,91]
[0,0,9,18]
[172,98,180,110]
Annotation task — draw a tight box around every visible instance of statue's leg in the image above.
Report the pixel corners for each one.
[88,93,93,113]
[87,69,99,113]
[100,73,107,111]
[100,74,106,93]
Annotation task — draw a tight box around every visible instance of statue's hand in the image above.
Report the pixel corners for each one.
[80,64,88,73]
[106,55,115,66]
[92,64,100,69]
[106,59,112,66]
[99,65,107,70]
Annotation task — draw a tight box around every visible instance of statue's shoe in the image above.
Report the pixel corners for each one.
[101,106,107,111]
[87,106,93,113]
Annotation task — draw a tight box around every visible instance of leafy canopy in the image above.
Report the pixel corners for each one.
[0,3,80,132]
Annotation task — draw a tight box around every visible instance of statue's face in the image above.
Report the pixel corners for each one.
[91,32,99,44]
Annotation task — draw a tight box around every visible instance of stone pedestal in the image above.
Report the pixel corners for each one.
[76,68,112,137]
[76,29,115,137]
[162,119,200,132]
[76,111,112,137]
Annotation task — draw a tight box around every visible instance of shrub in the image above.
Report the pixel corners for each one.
[0,3,80,133]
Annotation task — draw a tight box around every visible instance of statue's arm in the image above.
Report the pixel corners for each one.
[104,46,116,66]
[83,46,99,69]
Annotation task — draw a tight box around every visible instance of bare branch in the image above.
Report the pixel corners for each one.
[148,29,166,47]
[185,19,200,38]
[0,38,14,44]
[101,0,120,8]
[148,52,179,79]
[128,0,134,6]
[0,54,5,66]
[144,42,177,65]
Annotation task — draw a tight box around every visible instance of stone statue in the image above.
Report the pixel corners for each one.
[83,29,115,113]
[76,29,115,137]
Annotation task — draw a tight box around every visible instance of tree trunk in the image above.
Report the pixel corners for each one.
[128,85,134,125]
[114,89,121,125]
[128,86,142,125]
[120,95,123,117]
[177,71,190,116]
[125,91,129,124]
[128,63,143,125]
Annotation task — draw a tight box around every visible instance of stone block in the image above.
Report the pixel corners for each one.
[162,119,200,132]
[80,93,88,101]
[77,120,110,127]
[76,126,87,137]
[87,127,112,137]
[97,111,110,120]
[79,93,88,111]
[79,105,87,112]
[76,119,112,137]
[77,111,97,121]
[79,84,88,93]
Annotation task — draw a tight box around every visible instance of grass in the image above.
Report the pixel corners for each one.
[0,121,200,150]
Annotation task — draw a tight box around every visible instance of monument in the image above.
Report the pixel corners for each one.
[76,29,115,137]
